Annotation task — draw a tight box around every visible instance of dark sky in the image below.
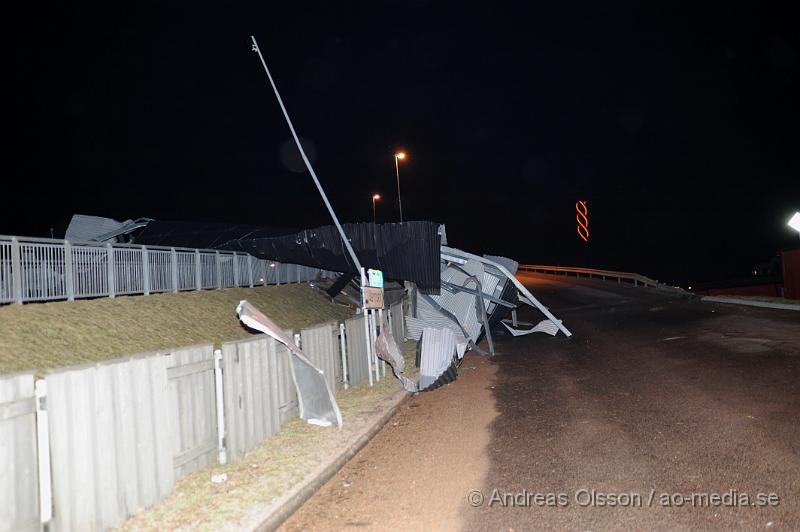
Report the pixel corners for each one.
[5,2,799,286]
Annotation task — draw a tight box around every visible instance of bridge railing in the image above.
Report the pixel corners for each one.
[517,264,683,292]
[0,234,331,305]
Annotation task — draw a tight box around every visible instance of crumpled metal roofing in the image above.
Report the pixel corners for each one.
[135,220,444,292]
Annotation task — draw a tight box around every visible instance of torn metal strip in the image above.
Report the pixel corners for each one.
[236,300,343,428]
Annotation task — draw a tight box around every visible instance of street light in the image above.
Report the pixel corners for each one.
[789,211,800,237]
[394,152,407,222]
[372,194,381,224]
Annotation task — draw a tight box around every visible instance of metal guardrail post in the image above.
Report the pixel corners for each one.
[106,243,116,299]
[233,252,240,286]
[10,236,22,304]
[142,246,150,295]
[369,310,380,383]
[171,247,178,292]
[215,251,222,290]
[195,249,202,291]
[64,240,74,301]
[213,349,227,465]
[339,322,348,390]
[35,379,53,525]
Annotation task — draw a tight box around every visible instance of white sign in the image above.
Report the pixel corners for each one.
[368,268,384,288]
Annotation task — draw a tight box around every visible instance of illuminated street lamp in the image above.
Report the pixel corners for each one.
[372,194,381,224]
[789,211,800,238]
[394,152,407,222]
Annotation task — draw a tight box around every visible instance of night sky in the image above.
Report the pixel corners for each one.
[5,3,799,286]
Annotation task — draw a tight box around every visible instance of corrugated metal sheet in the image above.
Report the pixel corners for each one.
[64,214,125,242]
[419,327,456,390]
[0,373,39,532]
[389,302,404,342]
[135,220,443,292]
[483,254,518,275]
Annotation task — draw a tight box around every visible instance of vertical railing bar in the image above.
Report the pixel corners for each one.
[107,242,116,299]
[195,249,201,291]
[215,251,222,290]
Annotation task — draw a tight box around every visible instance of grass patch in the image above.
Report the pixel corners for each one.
[0,284,352,375]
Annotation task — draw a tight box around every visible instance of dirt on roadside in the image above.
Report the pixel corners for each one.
[280,353,499,531]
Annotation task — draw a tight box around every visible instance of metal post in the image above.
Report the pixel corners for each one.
[142,246,150,295]
[213,349,227,465]
[64,240,74,301]
[233,252,240,286]
[171,247,179,293]
[395,155,403,223]
[362,270,373,387]
[215,251,222,290]
[10,236,22,304]
[107,243,116,299]
[378,308,386,376]
[35,379,53,524]
[339,322,349,390]
[195,249,202,291]
[247,255,254,288]
[369,310,380,382]
[250,36,363,275]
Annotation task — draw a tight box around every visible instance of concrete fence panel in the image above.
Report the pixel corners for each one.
[220,335,297,462]
[164,344,218,480]
[46,355,174,532]
[0,373,39,532]
[300,321,341,391]
[345,315,371,387]
[389,302,405,342]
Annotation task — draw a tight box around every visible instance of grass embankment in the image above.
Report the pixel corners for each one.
[0,284,352,375]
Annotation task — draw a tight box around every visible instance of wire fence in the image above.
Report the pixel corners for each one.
[0,234,334,305]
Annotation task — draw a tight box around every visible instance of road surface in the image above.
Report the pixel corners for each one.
[282,272,800,531]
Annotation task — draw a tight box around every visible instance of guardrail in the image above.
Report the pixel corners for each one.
[518,264,683,292]
[0,234,330,305]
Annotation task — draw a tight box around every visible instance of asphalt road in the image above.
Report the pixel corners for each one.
[282,272,800,531]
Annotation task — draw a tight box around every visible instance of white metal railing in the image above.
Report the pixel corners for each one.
[518,264,684,292]
[0,234,331,305]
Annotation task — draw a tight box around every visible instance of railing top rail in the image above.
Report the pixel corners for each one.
[0,234,254,257]
[517,264,670,289]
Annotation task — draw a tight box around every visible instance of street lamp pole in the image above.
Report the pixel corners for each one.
[372,194,381,224]
[394,152,406,223]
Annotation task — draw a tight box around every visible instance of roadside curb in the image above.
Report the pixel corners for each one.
[250,387,411,531]
[702,296,800,311]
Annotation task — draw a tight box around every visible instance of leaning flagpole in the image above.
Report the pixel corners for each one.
[250,36,375,384]
[249,36,361,272]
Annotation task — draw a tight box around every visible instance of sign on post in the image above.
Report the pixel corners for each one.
[367,269,384,288]
[364,286,384,309]
[365,268,384,309]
